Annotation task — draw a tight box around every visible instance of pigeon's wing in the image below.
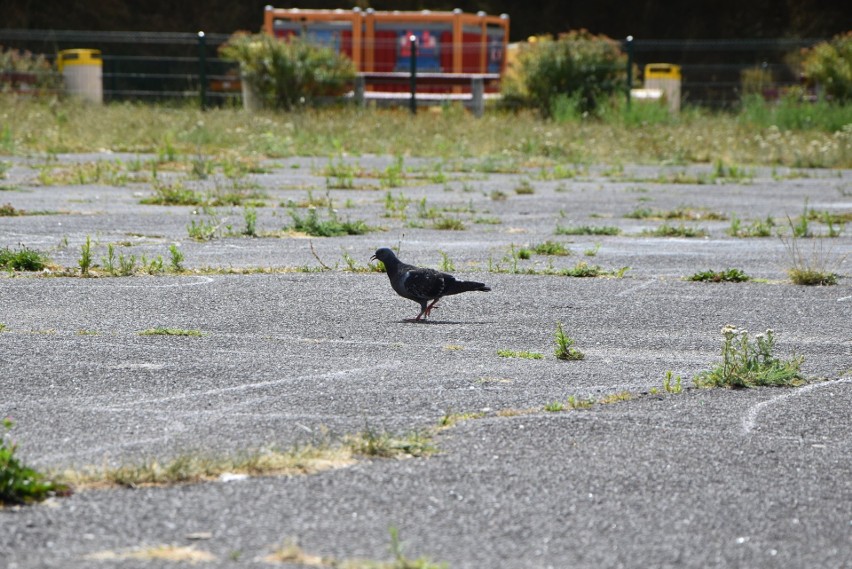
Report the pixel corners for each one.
[402,268,451,301]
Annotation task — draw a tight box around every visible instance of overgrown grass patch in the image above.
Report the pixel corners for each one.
[288,207,372,237]
[642,223,708,238]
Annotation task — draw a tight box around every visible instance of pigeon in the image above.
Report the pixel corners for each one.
[371,247,491,321]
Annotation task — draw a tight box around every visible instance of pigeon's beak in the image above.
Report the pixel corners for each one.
[370,254,377,262]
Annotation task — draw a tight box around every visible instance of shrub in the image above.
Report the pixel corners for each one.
[218,32,356,110]
[503,30,628,118]
[0,246,49,271]
[0,46,62,94]
[801,32,852,103]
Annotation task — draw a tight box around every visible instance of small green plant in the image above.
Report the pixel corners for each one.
[781,230,842,286]
[497,349,544,359]
[544,401,565,412]
[438,251,455,272]
[1,419,71,505]
[140,180,204,206]
[642,223,707,238]
[118,253,137,276]
[102,243,117,275]
[694,326,804,388]
[78,235,92,276]
[727,214,774,237]
[0,246,49,271]
[388,526,448,569]
[243,206,257,237]
[289,207,370,237]
[533,241,570,256]
[566,395,595,409]
[383,191,411,219]
[138,328,204,337]
[380,156,405,188]
[432,216,466,231]
[0,323,6,332]
[346,427,435,459]
[663,370,683,394]
[688,268,751,283]
[554,322,585,360]
[0,203,23,216]
[323,156,357,189]
[514,179,535,194]
[583,243,601,257]
[490,189,507,201]
[168,244,185,272]
[555,224,621,236]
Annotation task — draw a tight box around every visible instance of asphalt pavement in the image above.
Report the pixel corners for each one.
[1,154,850,568]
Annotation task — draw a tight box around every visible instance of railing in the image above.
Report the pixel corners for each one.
[0,29,828,109]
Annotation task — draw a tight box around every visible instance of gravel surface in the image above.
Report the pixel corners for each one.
[1,154,850,568]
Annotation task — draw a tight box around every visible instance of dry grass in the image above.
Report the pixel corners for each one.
[86,545,216,563]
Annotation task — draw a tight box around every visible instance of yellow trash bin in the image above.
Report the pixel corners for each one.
[57,49,103,103]
[644,63,681,113]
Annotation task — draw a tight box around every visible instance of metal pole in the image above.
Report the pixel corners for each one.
[625,35,633,110]
[198,31,207,110]
[409,34,417,115]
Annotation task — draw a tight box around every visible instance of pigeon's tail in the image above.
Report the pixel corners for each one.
[446,280,491,295]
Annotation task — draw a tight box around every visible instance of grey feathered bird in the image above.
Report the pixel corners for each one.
[371,247,491,321]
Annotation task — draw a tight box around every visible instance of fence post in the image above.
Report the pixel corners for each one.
[198,31,207,110]
[409,34,417,115]
[625,35,633,110]
[354,75,365,107]
[471,77,484,118]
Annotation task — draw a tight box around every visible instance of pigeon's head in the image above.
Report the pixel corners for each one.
[370,247,397,264]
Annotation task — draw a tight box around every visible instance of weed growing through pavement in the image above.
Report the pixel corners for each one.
[0,246,49,271]
[0,323,6,332]
[727,214,775,237]
[533,241,570,256]
[694,325,804,388]
[583,243,601,257]
[781,219,844,286]
[243,206,257,236]
[138,328,204,337]
[438,250,455,272]
[566,396,595,409]
[663,370,683,393]
[432,216,466,230]
[1,418,71,505]
[289,206,371,237]
[380,155,406,188]
[554,322,585,360]
[544,401,565,412]
[514,179,535,194]
[688,268,751,283]
[497,349,544,359]
[78,235,92,276]
[555,224,621,236]
[168,244,184,272]
[140,180,204,206]
[642,223,708,238]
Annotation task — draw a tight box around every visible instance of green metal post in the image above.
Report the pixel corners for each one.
[198,31,207,110]
[409,34,417,115]
[625,35,633,110]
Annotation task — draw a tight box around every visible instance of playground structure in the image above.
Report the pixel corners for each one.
[262,7,510,94]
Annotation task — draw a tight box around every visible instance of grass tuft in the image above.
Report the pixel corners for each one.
[554,322,585,360]
[688,268,751,283]
[0,246,50,271]
[1,418,71,505]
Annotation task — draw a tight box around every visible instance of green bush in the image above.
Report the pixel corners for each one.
[503,30,628,118]
[801,32,852,103]
[218,32,356,110]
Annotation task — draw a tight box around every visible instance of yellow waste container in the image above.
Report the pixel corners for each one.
[644,63,681,113]
[57,49,103,103]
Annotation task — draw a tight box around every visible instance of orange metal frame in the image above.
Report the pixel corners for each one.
[262,7,510,76]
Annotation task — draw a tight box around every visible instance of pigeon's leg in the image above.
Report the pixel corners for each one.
[424,298,441,317]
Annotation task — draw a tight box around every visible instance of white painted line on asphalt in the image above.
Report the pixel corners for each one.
[741,378,852,435]
[615,278,657,297]
[838,295,852,302]
[2,276,216,288]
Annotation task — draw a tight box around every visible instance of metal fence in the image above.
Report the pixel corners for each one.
[0,29,827,109]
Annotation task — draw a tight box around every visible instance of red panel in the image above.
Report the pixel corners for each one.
[462,32,482,73]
